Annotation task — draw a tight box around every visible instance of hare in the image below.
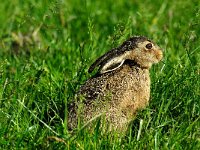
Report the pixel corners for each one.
[68,36,163,132]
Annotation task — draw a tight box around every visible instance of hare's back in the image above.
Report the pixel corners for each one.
[79,74,110,101]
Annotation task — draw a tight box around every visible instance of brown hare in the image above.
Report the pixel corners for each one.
[68,36,163,132]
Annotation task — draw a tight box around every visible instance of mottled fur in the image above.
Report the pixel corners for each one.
[68,36,163,131]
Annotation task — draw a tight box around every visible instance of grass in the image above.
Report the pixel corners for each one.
[0,0,199,149]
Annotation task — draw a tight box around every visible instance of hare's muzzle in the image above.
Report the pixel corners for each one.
[154,48,163,62]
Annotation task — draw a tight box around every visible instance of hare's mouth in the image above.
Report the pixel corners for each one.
[155,50,163,61]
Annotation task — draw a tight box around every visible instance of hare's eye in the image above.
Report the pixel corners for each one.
[145,43,152,49]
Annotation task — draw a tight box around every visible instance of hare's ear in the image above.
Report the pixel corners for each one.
[88,48,118,73]
[99,55,126,74]
[88,48,130,74]
[88,56,105,73]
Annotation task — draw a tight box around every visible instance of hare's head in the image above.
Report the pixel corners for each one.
[89,36,163,74]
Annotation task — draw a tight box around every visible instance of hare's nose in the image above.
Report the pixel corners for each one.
[155,50,163,61]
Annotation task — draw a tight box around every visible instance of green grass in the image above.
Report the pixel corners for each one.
[0,0,199,149]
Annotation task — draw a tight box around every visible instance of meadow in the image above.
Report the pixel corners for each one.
[0,0,199,149]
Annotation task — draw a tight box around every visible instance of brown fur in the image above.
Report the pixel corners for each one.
[68,36,163,132]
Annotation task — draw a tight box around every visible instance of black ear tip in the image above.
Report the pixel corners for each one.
[88,67,93,73]
[88,65,95,73]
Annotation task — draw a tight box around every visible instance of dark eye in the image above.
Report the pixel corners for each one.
[145,43,152,49]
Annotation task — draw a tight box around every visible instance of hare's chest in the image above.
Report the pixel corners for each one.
[127,68,150,103]
[107,67,150,95]
[107,67,150,112]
